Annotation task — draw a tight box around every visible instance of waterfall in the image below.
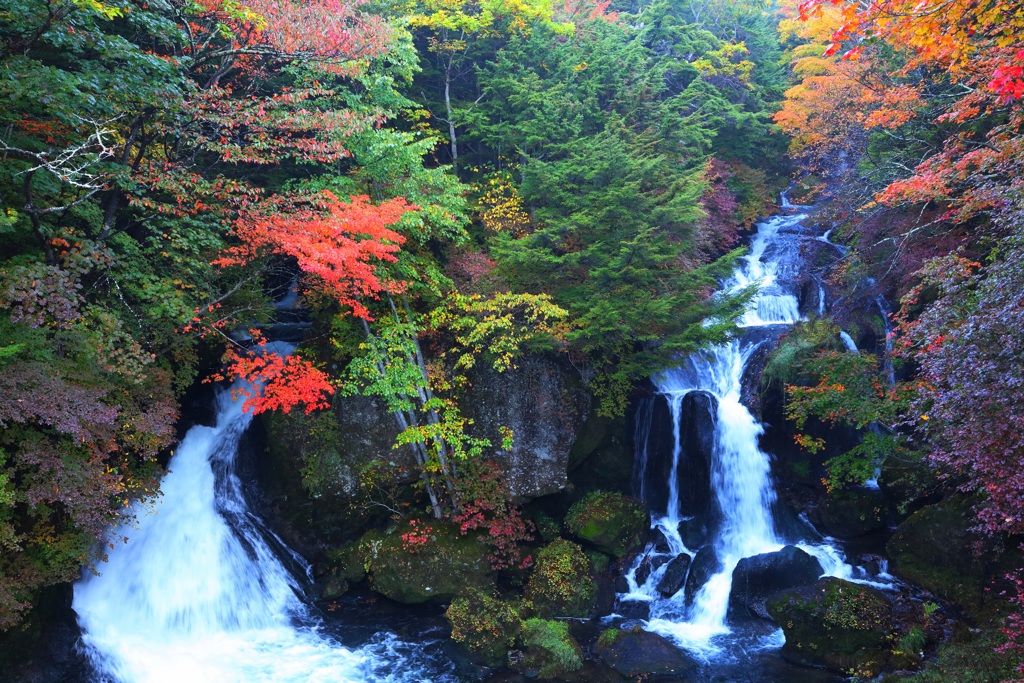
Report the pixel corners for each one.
[839,331,859,353]
[876,296,896,385]
[73,347,448,683]
[622,209,875,657]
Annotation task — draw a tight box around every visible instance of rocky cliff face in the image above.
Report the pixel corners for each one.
[259,354,595,553]
[461,356,591,501]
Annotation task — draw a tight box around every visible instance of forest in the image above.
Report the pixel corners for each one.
[0,0,1022,680]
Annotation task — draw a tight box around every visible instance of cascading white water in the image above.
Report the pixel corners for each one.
[840,331,859,353]
[637,342,782,652]
[726,215,804,328]
[74,355,445,683]
[621,207,886,658]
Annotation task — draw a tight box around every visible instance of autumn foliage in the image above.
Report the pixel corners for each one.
[216,193,413,319]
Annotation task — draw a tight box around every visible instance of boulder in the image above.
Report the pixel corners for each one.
[650,526,671,553]
[317,541,367,599]
[358,521,492,604]
[446,589,523,668]
[766,577,894,677]
[684,546,722,605]
[462,356,591,500]
[616,599,651,621]
[657,554,692,598]
[565,491,649,558]
[596,628,698,678]
[885,495,1000,609]
[729,546,823,621]
[525,539,598,618]
[510,619,583,680]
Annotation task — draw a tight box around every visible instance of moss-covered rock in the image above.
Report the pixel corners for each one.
[807,487,888,538]
[260,396,418,551]
[564,491,649,558]
[767,577,894,677]
[729,545,824,621]
[315,542,367,600]
[525,539,597,618]
[446,588,523,668]
[357,520,492,604]
[885,495,999,610]
[510,618,583,679]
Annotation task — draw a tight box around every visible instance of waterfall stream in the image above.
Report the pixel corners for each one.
[621,206,888,658]
[73,346,450,683]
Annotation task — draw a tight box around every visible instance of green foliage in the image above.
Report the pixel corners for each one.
[524,538,596,618]
[445,588,523,667]
[896,626,927,656]
[596,627,622,649]
[517,618,583,679]
[890,611,1023,683]
[776,328,918,489]
[762,320,843,388]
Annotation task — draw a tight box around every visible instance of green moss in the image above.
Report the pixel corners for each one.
[446,588,523,668]
[357,520,492,604]
[767,578,894,677]
[524,539,597,618]
[516,618,583,679]
[324,542,366,583]
[564,491,648,558]
[596,628,622,649]
[885,495,998,611]
[585,548,611,573]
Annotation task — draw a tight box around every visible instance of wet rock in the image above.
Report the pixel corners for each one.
[638,392,716,518]
[650,526,671,553]
[616,599,652,620]
[463,356,591,501]
[729,545,824,621]
[635,554,669,587]
[678,517,710,550]
[0,584,88,683]
[565,491,649,558]
[596,628,699,678]
[657,554,692,598]
[684,546,722,605]
[315,542,367,600]
[675,392,717,518]
[885,495,1000,610]
[358,521,492,604]
[767,577,893,677]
